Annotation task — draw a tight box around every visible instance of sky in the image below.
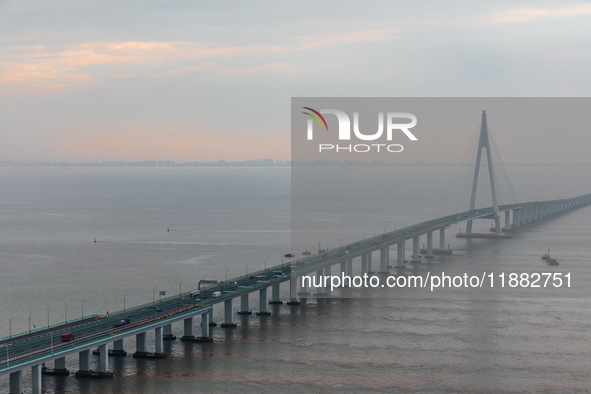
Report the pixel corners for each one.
[1,1,591,163]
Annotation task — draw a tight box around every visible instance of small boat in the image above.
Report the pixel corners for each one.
[420,243,452,255]
[301,251,312,256]
[543,249,559,265]
[284,253,294,258]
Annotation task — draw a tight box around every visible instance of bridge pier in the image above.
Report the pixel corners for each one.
[199,311,212,341]
[297,273,310,296]
[238,293,252,314]
[257,288,271,315]
[439,228,445,249]
[512,208,520,228]
[526,207,532,224]
[76,348,112,377]
[31,364,42,394]
[340,260,347,284]
[287,278,301,305]
[93,338,126,357]
[221,299,237,327]
[346,258,353,279]
[367,253,374,273]
[426,231,434,258]
[133,332,147,356]
[379,247,389,273]
[42,355,70,375]
[163,323,176,340]
[131,329,166,358]
[361,254,368,274]
[197,313,213,342]
[76,349,91,375]
[314,269,326,296]
[53,356,69,374]
[99,344,110,374]
[269,283,282,304]
[181,316,195,340]
[411,236,420,263]
[395,241,405,269]
[208,308,216,326]
[9,370,22,394]
[154,327,165,357]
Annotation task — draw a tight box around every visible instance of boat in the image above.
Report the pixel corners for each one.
[489,226,514,234]
[456,232,512,239]
[284,253,294,258]
[544,249,559,265]
[547,258,559,266]
[420,243,453,255]
[301,251,312,256]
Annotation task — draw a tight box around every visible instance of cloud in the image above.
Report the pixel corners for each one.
[298,28,400,50]
[0,41,288,93]
[116,61,311,79]
[0,28,397,94]
[483,4,591,24]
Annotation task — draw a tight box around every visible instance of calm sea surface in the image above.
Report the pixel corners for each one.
[1,166,590,393]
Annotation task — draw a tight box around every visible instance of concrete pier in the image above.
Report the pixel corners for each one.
[9,370,21,394]
[42,356,69,376]
[411,236,420,263]
[269,283,282,304]
[314,269,326,296]
[395,241,405,268]
[195,311,213,342]
[163,324,176,341]
[133,332,147,357]
[257,287,271,315]
[221,299,237,327]
[181,316,194,341]
[426,231,434,258]
[31,364,41,394]
[379,247,388,273]
[238,294,252,314]
[287,278,301,305]
[76,349,91,376]
[109,339,127,356]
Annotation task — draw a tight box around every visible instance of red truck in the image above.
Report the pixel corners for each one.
[60,333,75,342]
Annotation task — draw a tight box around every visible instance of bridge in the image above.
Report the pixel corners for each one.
[2,112,591,394]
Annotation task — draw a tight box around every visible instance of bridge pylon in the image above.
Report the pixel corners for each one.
[465,110,501,234]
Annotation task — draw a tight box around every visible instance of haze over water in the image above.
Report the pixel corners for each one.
[1,165,590,393]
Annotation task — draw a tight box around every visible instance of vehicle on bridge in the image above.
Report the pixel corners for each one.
[113,318,131,327]
[60,333,75,342]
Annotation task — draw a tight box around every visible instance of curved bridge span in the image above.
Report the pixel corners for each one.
[1,193,590,394]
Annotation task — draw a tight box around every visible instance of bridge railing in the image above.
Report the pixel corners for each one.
[102,263,292,319]
[0,315,104,343]
[0,304,212,372]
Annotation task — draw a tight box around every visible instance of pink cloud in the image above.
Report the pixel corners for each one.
[484,4,591,24]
